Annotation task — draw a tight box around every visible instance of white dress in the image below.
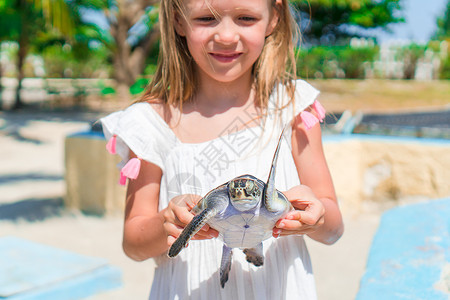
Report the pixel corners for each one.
[101,80,320,300]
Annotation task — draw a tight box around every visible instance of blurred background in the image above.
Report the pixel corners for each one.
[0,0,449,299]
[0,0,449,108]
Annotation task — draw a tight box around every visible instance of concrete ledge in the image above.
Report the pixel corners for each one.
[324,135,450,213]
[65,132,126,215]
[0,236,122,299]
[356,198,450,299]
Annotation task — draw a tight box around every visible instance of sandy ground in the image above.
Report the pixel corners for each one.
[0,108,381,300]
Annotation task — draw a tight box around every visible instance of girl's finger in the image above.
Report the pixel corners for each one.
[175,210,211,232]
[201,223,210,232]
[169,223,218,241]
[173,207,194,225]
[274,210,301,228]
[274,225,316,237]
[283,210,302,221]
[194,226,219,238]
[165,223,183,238]
[192,232,217,240]
[192,226,213,239]
[297,211,315,226]
[298,205,324,226]
[277,229,313,237]
[167,235,176,246]
[206,228,219,237]
[276,219,303,231]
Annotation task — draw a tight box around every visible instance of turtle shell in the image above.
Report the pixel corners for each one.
[195,174,291,249]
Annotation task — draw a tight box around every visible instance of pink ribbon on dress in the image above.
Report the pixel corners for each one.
[300,111,319,130]
[300,100,326,129]
[119,157,142,186]
[106,135,117,154]
[312,100,326,123]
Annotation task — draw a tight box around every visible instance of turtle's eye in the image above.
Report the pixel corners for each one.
[245,181,254,193]
[230,181,235,189]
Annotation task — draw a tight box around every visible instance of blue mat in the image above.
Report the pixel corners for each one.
[0,236,121,299]
[356,198,450,299]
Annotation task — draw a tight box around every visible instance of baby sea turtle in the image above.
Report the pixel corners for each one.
[168,128,293,288]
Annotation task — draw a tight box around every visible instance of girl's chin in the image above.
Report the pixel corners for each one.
[206,73,250,84]
[195,64,253,84]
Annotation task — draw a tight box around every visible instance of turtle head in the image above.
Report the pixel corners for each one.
[228,178,261,211]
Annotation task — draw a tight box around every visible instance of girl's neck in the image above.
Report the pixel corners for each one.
[192,71,254,116]
[163,70,261,144]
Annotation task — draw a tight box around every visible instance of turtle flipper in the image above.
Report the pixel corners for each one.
[168,185,229,258]
[168,208,217,257]
[243,243,264,266]
[264,126,290,212]
[220,245,233,288]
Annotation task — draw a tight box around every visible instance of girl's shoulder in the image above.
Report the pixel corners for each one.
[104,100,174,132]
[274,79,320,110]
[269,79,320,125]
[100,100,178,172]
[293,79,320,105]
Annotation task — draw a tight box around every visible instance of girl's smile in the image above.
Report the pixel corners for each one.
[209,52,243,63]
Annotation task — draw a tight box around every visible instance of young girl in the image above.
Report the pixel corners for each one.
[101,0,343,298]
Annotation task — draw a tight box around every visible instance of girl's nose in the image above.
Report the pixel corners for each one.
[214,19,239,45]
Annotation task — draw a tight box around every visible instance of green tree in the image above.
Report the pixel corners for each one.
[291,0,404,45]
[0,0,76,109]
[433,1,450,79]
[433,0,450,40]
[77,0,159,100]
[296,45,378,79]
[0,2,19,109]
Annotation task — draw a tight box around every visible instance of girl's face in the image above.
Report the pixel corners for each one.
[175,0,278,85]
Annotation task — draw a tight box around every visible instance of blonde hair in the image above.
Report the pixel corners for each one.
[140,0,299,114]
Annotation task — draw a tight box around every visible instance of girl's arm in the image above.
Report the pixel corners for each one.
[273,112,344,245]
[123,152,217,261]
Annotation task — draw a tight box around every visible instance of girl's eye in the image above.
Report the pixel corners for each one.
[195,16,216,22]
[239,16,257,22]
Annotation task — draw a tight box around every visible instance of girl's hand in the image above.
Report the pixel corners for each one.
[272,185,325,237]
[163,194,219,247]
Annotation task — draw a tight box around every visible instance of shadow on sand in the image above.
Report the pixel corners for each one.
[0,173,63,185]
[0,103,106,144]
[0,197,64,222]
